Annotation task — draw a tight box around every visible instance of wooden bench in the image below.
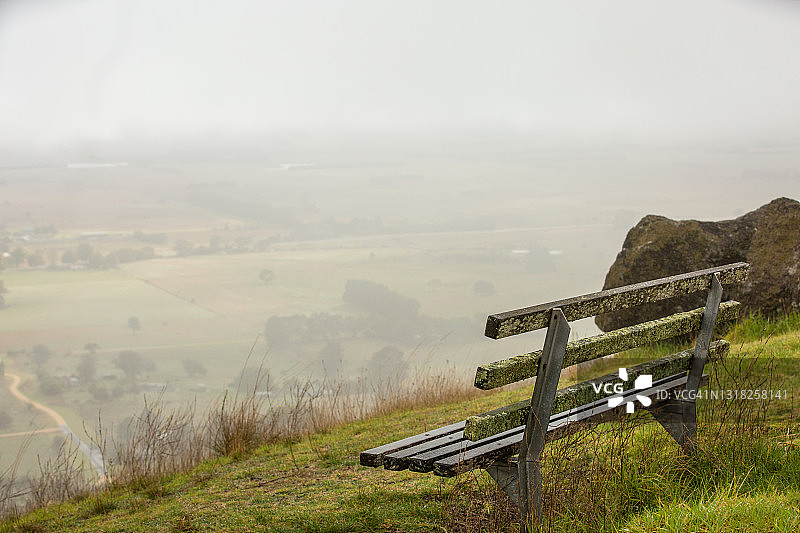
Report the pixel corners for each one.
[360,262,749,531]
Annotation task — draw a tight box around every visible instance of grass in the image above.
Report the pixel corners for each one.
[727,310,800,344]
[1,316,798,532]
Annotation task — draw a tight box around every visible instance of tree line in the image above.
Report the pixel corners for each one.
[0,243,156,270]
[264,279,481,346]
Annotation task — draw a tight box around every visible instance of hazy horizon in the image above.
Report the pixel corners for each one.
[2,0,800,150]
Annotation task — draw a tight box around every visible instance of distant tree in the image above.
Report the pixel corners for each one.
[88,253,107,269]
[259,269,276,283]
[106,248,132,263]
[61,249,77,265]
[365,346,408,382]
[103,253,118,267]
[173,240,194,256]
[0,280,7,293]
[342,279,420,321]
[0,294,4,309]
[10,247,26,267]
[0,410,12,429]
[133,231,167,245]
[0,360,5,376]
[26,251,46,267]
[472,280,495,297]
[105,247,155,264]
[209,235,222,252]
[84,342,100,355]
[113,350,154,381]
[182,358,207,377]
[31,344,52,368]
[234,366,270,393]
[37,372,63,396]
[76,243,93,262]
[88,383,111,402]
[263,315,300,346]
[77,354,96,382]
[317,341,343,377]
[128,316,141,335]
[46,248,58,266]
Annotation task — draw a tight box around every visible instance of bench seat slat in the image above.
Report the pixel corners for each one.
[431,426,525,477]
[475,302,739,390]
[485,262,748,339]
[464,340,728,441]
[362,371,709,476]
[434,373,702,477]
[407,428,520,473]
[359,398,556,467]
[359,420,464,467]
[383,430,468,470]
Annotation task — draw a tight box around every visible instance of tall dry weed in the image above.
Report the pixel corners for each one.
[0,359,478,519]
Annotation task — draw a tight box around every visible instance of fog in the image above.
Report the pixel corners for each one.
[2,0,800,145]
[1,0,799,486]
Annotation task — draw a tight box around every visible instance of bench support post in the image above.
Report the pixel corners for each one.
[651,273,722,453]
[649,397,697,449]
[518,308,570,532]
[484,459,520,507]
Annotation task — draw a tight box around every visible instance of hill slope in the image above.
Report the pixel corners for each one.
[3,322,800,532]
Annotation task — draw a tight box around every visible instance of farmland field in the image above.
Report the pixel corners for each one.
[0,221,620,479]
[2,136,798,481]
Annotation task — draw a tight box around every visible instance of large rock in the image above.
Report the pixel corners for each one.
[596,197,800,331]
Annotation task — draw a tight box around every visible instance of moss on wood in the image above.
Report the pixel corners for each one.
[486,263,748,339]
[475,301,739,390]
[464,340,729,441]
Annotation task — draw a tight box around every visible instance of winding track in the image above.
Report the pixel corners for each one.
[2,373,107,479]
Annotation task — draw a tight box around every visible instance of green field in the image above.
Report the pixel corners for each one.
[0,220,624,478]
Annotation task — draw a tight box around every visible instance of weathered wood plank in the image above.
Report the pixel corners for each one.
[360,397,553,468]
[475,302,739,390]
[364,371,708,477]
[436,373,706,477]
[463,340,728,441]
[383,430,467,471]
[485,262,748,339]
[407,429,515,473]
[359,420,464,467]
[433,426,524,477]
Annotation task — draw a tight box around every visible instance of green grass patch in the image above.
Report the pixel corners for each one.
[728,310,800,344]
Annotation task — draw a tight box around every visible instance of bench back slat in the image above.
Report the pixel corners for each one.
[485,262,748,339]
[464,340,729,441]
[475,301,739,390]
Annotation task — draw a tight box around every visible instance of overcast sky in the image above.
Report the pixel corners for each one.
[1,0,799,148]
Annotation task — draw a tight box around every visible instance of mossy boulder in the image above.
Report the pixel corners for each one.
[596,197,800,331]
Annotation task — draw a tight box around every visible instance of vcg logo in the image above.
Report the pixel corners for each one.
[590,368,654,414]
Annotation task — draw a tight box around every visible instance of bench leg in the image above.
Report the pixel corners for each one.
[686,273,723,393]
[518,308,570,533]
[484,459,520,507]
[649,397,697,453]
[652,272,720,454]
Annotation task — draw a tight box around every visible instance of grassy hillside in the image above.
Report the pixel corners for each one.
[2,318,799,532]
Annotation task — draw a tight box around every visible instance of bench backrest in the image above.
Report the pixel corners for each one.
[464,262,749,441]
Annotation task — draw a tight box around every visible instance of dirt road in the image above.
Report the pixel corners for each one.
[1,373,106,479]
[4,373,68,426]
